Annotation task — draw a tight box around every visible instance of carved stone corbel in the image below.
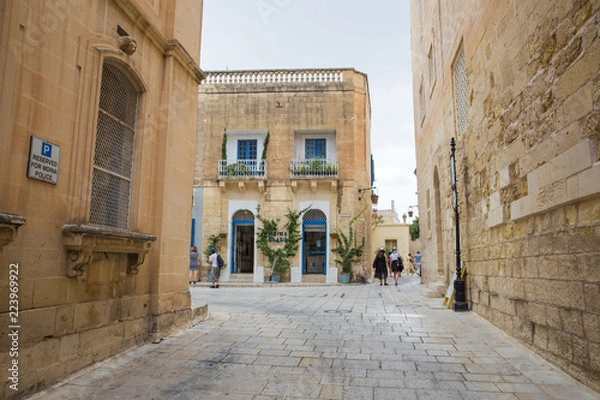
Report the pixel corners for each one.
[0,213,26,249]
[127,240,152,275]
[67,248,94,277]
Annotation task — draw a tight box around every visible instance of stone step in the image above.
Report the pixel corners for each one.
[302,274,327,283]
[228,273,254,282]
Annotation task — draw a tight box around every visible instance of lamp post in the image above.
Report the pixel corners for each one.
[450,137,468,312]
[407,205,418,218]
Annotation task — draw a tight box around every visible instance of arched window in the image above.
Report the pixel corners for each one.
[303,209,326,221]
[232,210,255,221]
[90,63,139,228]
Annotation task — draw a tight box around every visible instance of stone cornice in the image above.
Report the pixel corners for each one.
[115,0,205,83]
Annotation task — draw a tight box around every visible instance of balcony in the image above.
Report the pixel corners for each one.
[289,158,338,179]
[218,159,267,179]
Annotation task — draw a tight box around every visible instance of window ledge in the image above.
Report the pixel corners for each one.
[0,212,26,249]
[62,224,156,277]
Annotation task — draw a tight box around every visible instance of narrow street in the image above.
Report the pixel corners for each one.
[29,276,599,399]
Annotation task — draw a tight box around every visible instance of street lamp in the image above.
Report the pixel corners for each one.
[358,187,378,204]
[450,137,468,312]
[407,205,418,218]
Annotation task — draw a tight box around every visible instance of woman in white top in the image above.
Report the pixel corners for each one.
[389,247,404,286]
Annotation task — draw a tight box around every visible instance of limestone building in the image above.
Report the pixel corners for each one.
[411,0,600,390]
[194,69,373,283]
[371,201,411,263]
[0,1,204,397]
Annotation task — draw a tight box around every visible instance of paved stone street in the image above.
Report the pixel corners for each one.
[28,276,599,399]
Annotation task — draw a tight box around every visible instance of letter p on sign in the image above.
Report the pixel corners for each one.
[41,142,52,157]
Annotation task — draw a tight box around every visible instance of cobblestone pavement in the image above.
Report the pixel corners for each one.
[29,276,599,399]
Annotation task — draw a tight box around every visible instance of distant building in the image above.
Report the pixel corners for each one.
[0,1,204,397]
[371,201,410,266]
[194,69,374,283]
[410,0,600,391]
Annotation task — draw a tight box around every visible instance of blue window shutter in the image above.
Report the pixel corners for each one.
[305,139,326,158]
[237,140,257,160]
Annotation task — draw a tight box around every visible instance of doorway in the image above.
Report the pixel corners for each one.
[302,209,327,275]
[231,210,255,274]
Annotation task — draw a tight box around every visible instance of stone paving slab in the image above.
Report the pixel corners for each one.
[27,276,599,400]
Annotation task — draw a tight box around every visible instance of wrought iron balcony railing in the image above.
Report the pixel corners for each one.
[289,158,338,178]
[218,160,267,179]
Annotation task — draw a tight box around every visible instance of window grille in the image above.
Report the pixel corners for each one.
[303,209,326,221]
[90,64,138,228]
[233,210,255,221]
[453,47,469,134]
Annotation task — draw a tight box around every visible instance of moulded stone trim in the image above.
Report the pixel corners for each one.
[0,212,26,249]
[62,224,155,278]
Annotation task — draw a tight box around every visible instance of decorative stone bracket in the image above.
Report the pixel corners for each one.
[62,224,156,277]
[0,212,26,249]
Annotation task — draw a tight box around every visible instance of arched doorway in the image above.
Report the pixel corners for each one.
[302,209,327,274]
[231,209,255,274]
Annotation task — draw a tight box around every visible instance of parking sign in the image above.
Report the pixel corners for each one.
[27,136,60,184]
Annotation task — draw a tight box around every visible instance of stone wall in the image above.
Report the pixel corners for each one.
[411,0,600,391]
[0,1,205,397]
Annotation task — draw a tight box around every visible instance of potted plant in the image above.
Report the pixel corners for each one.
[332,208,366,283]
[256,205,306,282]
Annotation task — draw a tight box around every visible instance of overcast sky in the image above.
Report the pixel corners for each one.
[200,0,417,221]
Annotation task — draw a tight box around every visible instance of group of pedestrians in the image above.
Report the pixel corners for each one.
[192,244,421,288]
[188,246,221,288]
[372,247,421,286]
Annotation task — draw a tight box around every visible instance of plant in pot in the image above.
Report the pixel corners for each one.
[256,205,306,282]
[331,208,366,283]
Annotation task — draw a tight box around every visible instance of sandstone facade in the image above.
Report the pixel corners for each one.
[0,1,205,397]
[195,69,373,283]
[411,0,600,390]
[371,203,411,264]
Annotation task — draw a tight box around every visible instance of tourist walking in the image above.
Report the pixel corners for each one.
[414,251,422,276]
[208,247,222,288]
[407,253,415,275]
[189,246,200,284]
[373,247,389,286]
[389,247,404,285]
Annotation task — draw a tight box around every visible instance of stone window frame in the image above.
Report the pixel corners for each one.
[225,130,268,162]
[61,34,155,278]
[293,130,337,161]
[89,62,139,229]
[427,43,436,97]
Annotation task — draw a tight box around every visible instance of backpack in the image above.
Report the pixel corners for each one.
[217,254,224,268]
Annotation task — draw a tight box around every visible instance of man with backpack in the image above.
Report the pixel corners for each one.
[208,247,223,288]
